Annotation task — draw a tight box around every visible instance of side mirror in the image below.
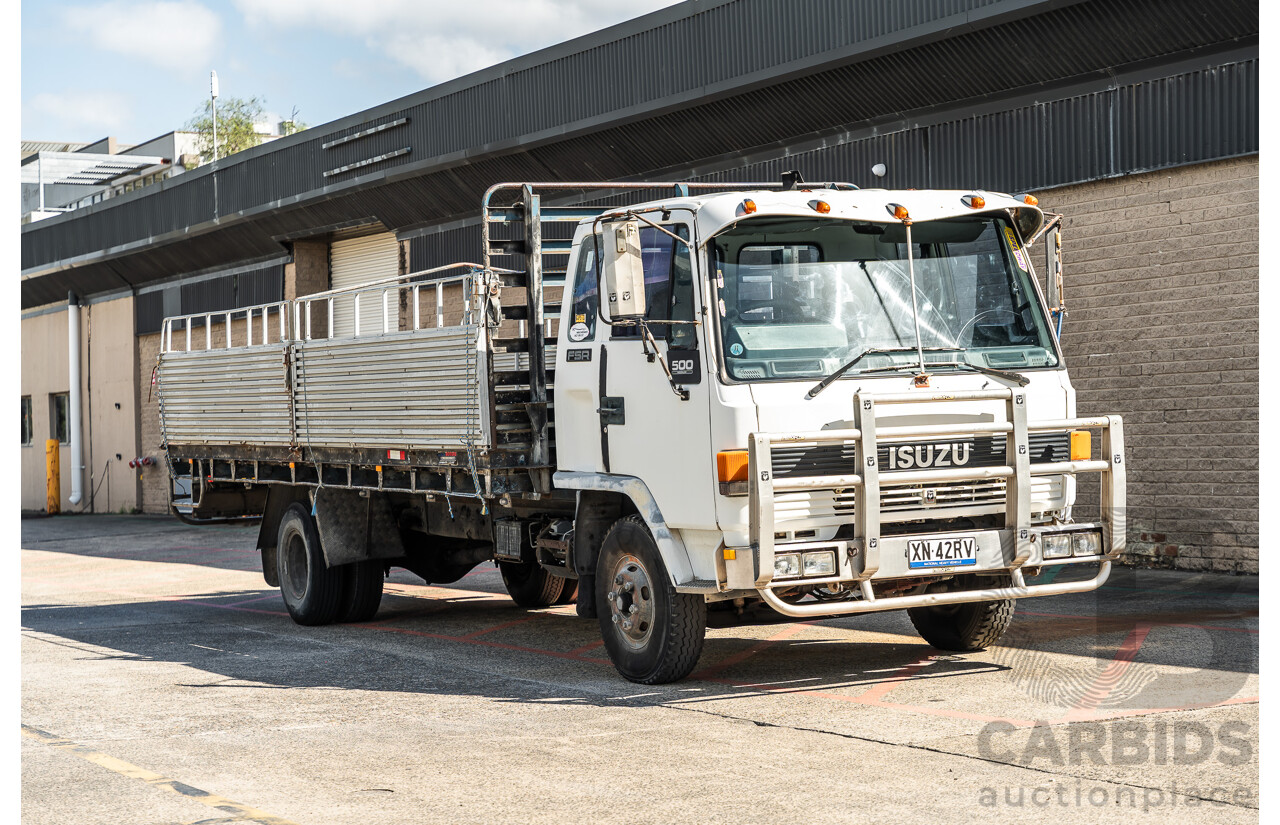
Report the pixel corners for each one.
[601,220,646,320]
[1045,225,1063,312]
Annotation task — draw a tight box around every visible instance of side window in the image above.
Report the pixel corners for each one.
[21,396,31,447]
[567,238,599,342]
[49,392,69,445]
[615,224,693,344]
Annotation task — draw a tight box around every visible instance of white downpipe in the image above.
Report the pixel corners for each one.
[67,292,84,506]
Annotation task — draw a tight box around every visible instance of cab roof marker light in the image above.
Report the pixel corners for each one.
[739,198,757,215]
[886,203,909,221]
[810,199,831,214]
[962,193,986,209]
[1020,194,1039,206]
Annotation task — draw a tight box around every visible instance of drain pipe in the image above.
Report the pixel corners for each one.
[68,291,84,506]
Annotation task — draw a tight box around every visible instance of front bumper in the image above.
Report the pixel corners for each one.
[739,387,1125,616]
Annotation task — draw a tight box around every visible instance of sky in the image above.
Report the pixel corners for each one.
[20,0,682,145]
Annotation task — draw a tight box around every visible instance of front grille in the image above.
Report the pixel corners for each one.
[771,443,858,477]
[880,478,1006,512]
[770,432,1068,478]
[771,475,1064,528]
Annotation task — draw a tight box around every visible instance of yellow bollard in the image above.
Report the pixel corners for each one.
[45,439,61,514]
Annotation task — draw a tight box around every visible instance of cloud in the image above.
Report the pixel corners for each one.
[25,91,133,137]
[60,1,222,74]
[233,0,680,84]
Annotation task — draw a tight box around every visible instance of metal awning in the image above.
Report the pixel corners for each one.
[21,151,168,186]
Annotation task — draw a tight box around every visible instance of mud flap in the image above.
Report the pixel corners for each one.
[313,488,405,567]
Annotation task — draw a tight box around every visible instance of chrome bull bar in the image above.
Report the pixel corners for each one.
[759,560,1114,618]
[746,388,1126,616]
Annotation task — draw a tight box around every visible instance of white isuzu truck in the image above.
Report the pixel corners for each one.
[156,178,1125,683]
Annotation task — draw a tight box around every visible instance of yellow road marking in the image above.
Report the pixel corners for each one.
[20,725,299,825]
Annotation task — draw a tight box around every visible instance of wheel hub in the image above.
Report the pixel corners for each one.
[606,554,654,649]
[283,532,309,601]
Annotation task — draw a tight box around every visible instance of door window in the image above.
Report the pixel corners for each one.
[614,225,694,348]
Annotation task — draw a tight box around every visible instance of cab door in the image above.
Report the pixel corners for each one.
[554,220,716,530]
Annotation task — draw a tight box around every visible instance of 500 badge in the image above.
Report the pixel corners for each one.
[666,349,701,384]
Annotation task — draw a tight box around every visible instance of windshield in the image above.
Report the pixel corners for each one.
[710,216,1060,382]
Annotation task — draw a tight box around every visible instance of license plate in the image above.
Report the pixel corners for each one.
[906,536,979,569]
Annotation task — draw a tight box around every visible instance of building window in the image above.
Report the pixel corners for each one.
[49,393,70,445]
[21,396,31,446]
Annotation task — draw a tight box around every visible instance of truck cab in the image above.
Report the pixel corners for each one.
[551,186,1124,682]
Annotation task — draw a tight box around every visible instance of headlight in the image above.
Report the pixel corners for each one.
[1072,531,1102,557]
[774,553,801,578]
[1042,534,1072,559]
[802,550,836,576]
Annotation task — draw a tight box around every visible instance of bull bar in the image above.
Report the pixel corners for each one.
[746,388,1126,617]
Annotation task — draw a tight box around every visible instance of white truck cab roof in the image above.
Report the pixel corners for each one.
[594,187,1045,243]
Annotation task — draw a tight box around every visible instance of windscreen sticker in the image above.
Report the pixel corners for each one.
[729,342,744,356]
[567,322,591,342]
[575,313,586,323]
[1004,227,1028,272]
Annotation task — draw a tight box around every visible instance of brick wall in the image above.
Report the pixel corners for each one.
[1035,156,1258,573]
[288,239,330,338]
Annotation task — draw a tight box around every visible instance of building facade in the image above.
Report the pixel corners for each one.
[19,0,1258,571]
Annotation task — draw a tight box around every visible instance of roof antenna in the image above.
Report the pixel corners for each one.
[781,170,804,191]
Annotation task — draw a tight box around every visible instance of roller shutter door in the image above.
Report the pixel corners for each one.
[329,232,400,337]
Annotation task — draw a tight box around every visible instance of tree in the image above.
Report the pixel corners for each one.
[183,96,309,167]
[280,105,309,136]
[185,95,264,165]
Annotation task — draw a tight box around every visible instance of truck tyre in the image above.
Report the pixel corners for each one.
[499,560,564,608]
[276,502,345,626]
[554,576,579,605]
[907,576,1016,652]
[596,515,705,684]
[337,560,384,623]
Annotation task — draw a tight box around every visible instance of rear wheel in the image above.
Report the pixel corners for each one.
[337,560,384,623]
[596,515,705,684]
[553,576,579,605]
[276,502,345,626]
[907,575,1016,651]
[499,560,565,608]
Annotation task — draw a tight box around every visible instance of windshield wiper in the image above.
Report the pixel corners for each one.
[806,346,1030,397]
[928,360,1030,386]
[806,347,962,398]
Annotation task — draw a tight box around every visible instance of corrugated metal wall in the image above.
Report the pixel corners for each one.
[134,261,285,335]
[407,57,1258,273]
[329,233,402,337]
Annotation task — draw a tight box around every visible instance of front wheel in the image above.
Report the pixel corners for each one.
[907,575,1016,651]
[596,515,705,684]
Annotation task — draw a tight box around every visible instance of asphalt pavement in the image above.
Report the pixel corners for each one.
[21,515,1259,824]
